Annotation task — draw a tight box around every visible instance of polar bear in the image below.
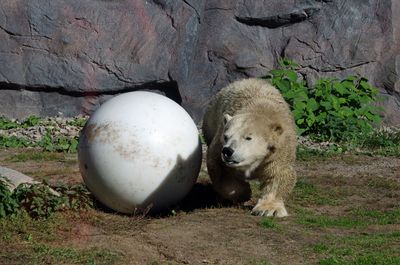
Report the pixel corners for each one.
[202,78,297,217]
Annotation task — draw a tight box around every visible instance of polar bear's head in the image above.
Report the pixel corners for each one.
[221,113,283,175]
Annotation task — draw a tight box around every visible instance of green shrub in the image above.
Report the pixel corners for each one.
[0,176,93,219]
[266,59,382,141]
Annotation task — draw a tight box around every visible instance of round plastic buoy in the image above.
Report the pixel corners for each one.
[78,91,202,213]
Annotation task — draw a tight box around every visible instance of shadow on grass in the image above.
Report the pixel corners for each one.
[90,181,234,218]
[176,181,233,212]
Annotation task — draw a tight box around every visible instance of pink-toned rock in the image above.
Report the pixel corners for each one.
[0,0,399,125]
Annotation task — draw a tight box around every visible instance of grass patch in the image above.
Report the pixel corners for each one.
[351,208,400,225]
[319,254,400,265]
[296,207,400,228]
[297,214,365,228]
[147,261,180,265]
[261,218,279,229]
[30,244,121,265]
[312,243,329,253]
[314,232,400,265]
[25,168,77,181]
[247,260,272,265]
[0,211,65,243]
[6,151,65,162]
[1,242,121,265]
[297,128,400,158]
[291,178,339,206]
[354,129,400,157]
[0,211,121,265]
[367,178,400,190]
[296,147,337,161]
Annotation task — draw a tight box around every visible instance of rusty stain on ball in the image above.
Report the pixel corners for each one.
[78,91,202,214]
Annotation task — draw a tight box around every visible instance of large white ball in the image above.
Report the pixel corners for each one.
[78,91,202,213]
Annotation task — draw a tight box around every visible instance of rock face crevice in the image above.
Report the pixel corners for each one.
[0,80,181,101]
[235,7,320,28]
[0,0,399,125]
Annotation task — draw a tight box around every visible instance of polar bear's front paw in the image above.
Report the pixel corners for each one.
[251,199,288,217]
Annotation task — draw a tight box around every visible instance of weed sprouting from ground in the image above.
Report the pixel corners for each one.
[261,218,279,229]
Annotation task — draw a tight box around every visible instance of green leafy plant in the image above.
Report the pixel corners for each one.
[67,117,87,127]
[0,134,79,153]
[37,130,54,151]
[0,117,19,130]
[37,129,77,152]
[0,177,19,218]
[266,59,382,141]
[54,183,93,211]
[0,115,41,129]
[0,177,93,219]
[0,135,30,148]
[54,136,79,153]
[21,115,41,127]
[13,183,66,219]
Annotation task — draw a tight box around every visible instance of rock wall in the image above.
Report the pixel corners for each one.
[0,0,399,125]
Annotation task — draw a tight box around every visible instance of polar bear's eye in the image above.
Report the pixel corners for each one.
[245,136,252,141]
[223,135,228,142]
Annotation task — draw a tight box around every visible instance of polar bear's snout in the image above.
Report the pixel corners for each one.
[222,146,234,158]
[221,146,241,166]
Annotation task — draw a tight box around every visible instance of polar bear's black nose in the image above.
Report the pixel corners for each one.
[222,146,234,158]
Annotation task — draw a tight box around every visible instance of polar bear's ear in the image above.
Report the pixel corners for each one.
[223,113,233,124]
[270,123,283,135]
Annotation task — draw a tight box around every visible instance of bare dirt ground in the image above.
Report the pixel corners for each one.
[0,148,399,265]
